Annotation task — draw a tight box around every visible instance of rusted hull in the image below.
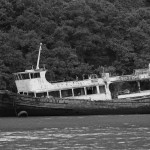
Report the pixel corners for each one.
[1,90,150,117]
[15,105,150,116]
[0,104,16,117]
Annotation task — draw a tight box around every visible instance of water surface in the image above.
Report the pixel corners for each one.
[0,115,150,150]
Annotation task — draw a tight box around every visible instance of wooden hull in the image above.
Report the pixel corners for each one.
[1,90,150,117]
[0,90,17,116]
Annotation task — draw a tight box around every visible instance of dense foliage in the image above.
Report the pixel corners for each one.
[1,0,150,91]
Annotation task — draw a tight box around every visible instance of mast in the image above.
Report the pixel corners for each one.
[36,43,42,70]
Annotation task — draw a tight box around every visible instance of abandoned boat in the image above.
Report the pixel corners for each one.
[1,43,150,117]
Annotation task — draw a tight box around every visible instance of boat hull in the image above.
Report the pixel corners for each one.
[1,90,150,117]
[15,105,150,116]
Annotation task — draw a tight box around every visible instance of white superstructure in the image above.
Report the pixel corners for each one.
[13,68,111,100]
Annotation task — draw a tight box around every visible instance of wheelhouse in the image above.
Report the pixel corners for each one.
[14,71,41,80]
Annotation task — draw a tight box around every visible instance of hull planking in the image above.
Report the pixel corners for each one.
[1,90,150,117]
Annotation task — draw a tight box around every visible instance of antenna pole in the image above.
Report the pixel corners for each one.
[36,43,42,70]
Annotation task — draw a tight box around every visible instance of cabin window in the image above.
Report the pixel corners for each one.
[21,73,30,79]
[49,91,60,97]
[35,73,40,78]
[109,81,139,98]
[24,92,28,95]
[30,73,40,78]
[30,73,34,79]
[118,81,138,94]
[61,89,72,98]
[16,75,19,80]
[36,92,47,97]
[74,88,85,96]
[34,73,40,78]
[28,92,34,97]
[86,86,97,95]
[99,86,106,94]
[19,92,23,94]
[14,75,19,80]
[140,80,150,91]
[18,74,22,80]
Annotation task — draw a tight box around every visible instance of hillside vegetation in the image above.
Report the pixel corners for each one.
[0,0,150,91]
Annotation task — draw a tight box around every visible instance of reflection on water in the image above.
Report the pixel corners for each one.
[0,115,150,150]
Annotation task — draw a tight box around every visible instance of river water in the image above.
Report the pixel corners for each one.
[0,115,150,150]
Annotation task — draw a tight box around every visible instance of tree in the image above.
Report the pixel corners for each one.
[44,47,92,81]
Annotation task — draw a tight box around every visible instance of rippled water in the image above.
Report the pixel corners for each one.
[0,115,150,150]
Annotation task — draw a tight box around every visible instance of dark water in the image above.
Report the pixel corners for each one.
[0,115,150,150]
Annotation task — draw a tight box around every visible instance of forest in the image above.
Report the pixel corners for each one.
[1,0,150,92]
